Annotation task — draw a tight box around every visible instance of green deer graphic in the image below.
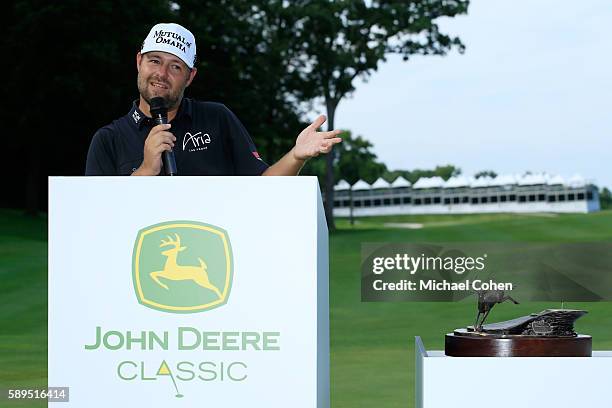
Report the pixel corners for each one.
[150,233,222,298]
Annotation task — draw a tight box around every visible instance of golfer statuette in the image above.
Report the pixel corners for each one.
[445,290,592,357]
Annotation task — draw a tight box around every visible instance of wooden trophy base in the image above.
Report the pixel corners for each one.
[445,329,592,357]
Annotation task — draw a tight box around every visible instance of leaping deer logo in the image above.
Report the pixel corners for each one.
[150,233,222,299]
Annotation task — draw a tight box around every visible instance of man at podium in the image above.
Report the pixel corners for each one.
[85,23,342,177]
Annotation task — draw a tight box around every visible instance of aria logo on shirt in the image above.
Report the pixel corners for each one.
[182,131,211,152]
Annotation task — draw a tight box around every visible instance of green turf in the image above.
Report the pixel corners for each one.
[2,209,612,407]
[330,211,612,407]
[0,210,47,408]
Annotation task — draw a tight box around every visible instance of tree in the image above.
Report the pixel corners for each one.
[302,131,386,224]
[3,1,308,213]
[303,131,386,186]
[337,133,386,225]
[4,1,469,219]
[384,164,461,184]
[428,165,462,181]
[4,0,173,213]
[335,133,387,185]
[175,1,307,161]
[600,187,612,210]
[475,170,498,179]
[287,0,470,229]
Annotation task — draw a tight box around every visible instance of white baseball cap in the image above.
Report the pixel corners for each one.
[141,23,197,69]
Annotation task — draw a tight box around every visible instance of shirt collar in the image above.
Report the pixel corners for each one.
[128,98,193,130]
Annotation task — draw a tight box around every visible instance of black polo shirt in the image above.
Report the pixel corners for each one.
[85,98,269,176]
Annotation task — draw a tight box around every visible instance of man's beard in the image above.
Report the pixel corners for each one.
[137,73,185,111]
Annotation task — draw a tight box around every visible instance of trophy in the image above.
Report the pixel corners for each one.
[445,290,592,357]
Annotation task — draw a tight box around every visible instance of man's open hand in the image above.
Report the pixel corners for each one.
[293,115,343,161]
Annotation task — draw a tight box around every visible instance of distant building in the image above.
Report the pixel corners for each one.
[333,173,600,216]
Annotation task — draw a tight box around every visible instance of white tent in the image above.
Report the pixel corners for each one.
[390,176,411,188]
[334,179,351,191]
[371,177,391,189]
[547,175,565,186]
[413,176,445,189]
[444,176,471,188]
[351,180,371,191]
[566,174,586,188]
[518,173,548,186]
[470,176,494,188]
[490,174,517,186]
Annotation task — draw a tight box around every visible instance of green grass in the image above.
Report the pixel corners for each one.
[2,209,612,407]
[0,210,47,408]
[329,211,612,407]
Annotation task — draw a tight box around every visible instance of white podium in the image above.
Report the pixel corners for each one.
[48,176,329,407]
[416,336,612,408]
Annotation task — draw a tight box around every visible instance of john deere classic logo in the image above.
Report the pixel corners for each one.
[132,221,233,313]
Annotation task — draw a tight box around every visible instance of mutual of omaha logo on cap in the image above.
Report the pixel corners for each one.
[141,23,197,68]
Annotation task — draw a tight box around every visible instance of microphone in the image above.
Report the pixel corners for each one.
[149,97,178,176]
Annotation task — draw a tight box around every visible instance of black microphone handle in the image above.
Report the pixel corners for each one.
[154,115,178,176]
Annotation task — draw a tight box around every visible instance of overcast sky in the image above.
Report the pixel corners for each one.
[318,0,611,189]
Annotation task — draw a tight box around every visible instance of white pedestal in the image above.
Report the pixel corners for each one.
[416,336,612,408]
[48,177,329,407]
